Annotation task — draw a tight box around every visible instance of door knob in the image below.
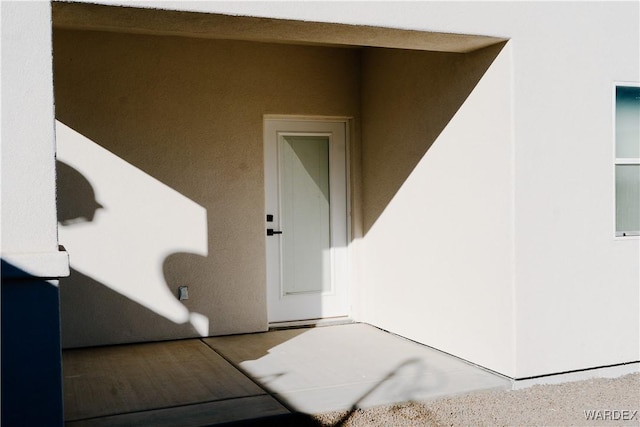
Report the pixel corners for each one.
[267,228,283,236]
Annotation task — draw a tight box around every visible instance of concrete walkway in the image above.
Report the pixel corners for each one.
[63,323,510,426]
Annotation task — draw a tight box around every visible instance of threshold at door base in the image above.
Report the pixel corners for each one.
[269,316,354,330]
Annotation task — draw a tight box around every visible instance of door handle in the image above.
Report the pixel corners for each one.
[267,228,283,236]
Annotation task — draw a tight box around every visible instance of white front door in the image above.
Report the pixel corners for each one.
[264,117,349,323]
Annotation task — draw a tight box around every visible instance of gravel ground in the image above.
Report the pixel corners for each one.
[312,373,639,426]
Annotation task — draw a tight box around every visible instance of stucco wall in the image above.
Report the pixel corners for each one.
[359,44,515,376]
[186,1,639,379]
[53,29,360,347]
[206,0,639,380]
[54,1,640,379]
[354,2,638,378]
[2,2,59,257]
[1,2,65,424]
[507,2,639,378]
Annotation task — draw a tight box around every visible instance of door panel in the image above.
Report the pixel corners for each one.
[280,135,332,295]
[264,118,349,323]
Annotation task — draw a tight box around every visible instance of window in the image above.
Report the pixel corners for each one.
[615,84,640,237]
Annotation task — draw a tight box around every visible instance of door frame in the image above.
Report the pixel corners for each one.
[263,115,352,325]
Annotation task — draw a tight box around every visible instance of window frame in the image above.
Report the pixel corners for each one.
[613,82,640,238]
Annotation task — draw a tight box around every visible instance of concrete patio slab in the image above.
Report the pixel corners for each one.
[62,323,511,425]
[65,395,288,427]
[204,323,511,414]
[63,339,287,424]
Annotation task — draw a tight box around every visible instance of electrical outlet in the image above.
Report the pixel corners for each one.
[178,286,189,301]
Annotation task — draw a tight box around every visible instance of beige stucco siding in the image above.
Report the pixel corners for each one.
[54,29,360,347]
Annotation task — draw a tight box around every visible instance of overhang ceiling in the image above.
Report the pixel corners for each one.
[52,2,507,53]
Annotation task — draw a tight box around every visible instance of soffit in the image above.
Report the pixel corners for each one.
[52,2,506,53]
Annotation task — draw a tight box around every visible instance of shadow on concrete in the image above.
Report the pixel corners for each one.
[216,358,443,427]
[205,326,449,426]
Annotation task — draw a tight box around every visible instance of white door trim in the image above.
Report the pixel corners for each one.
[264,116,351,324]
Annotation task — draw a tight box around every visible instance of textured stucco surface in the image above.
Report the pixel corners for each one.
[1,3,66,425]
[360,44,507,232]
[50,1,640,380]
[170,0,640,380]
[1,2,59,256]
[53,29,360,347]
[52,2,504,53]
[360,44,515,375]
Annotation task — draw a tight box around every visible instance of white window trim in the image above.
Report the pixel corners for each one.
[613,82,640,239]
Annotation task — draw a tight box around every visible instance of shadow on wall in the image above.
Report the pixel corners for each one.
[56,122,209,348]
[60,268,203,347]
[361,42,507,233]
[57,161,103,225]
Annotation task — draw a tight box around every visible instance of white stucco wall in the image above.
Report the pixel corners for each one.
[1,3,67,423]
[503,3,640,378]
[55,1,640,379]
[358,43,514,376]
[365,49,515,373]
[184,1,638,379]
[1,1,68,276]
